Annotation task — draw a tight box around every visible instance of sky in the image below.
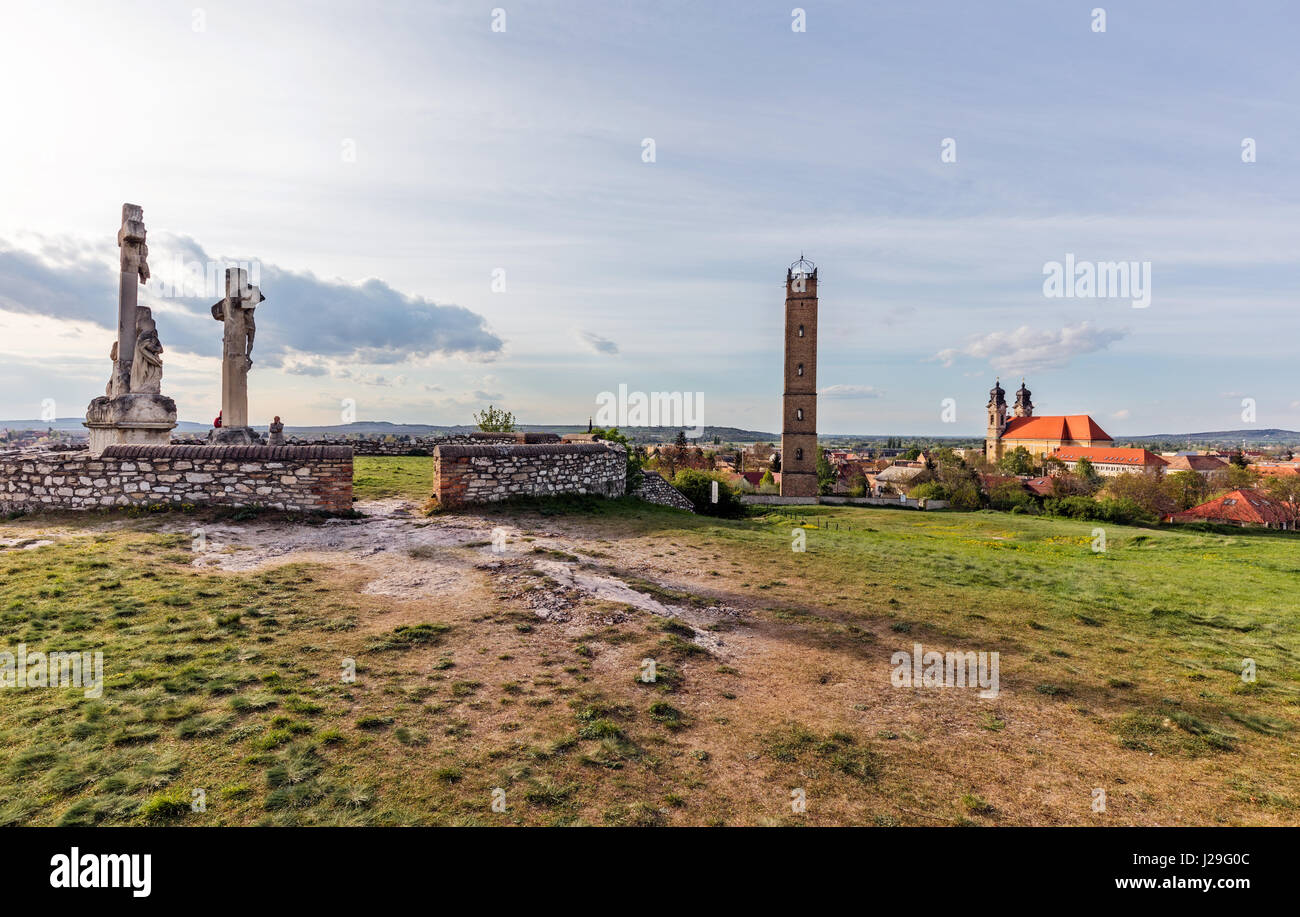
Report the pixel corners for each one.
[0,0,1297,436]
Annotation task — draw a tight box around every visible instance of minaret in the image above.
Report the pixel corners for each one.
[985,378,1007,463]
[1013,379,1034,418]
[781,256,818,497]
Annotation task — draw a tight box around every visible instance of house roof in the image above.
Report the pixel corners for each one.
[1169,489,1296,526]
[876,464,925,483]
[1251,463,1300,477]
[1002,414,1112,442]
[1164,455,1229,473]
[1023,476,1055,496]
[1049,446,1166,467]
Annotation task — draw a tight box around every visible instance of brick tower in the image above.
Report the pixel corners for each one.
[781,256,818,497]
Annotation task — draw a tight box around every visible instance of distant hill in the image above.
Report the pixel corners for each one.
[1120,429,1300,446]
[0,419,779,443]
[5,420,1297,447]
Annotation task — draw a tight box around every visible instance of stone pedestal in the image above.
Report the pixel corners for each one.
[84,393,178,456]
[210,425,264,445]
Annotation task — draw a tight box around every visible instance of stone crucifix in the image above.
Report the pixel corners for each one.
[210,267,265,431]
[111,203,150,397]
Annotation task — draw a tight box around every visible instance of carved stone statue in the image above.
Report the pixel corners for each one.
[268,416,285,446]
[84,204,177,456]
[130,329,164,394]
[209,267,267,443]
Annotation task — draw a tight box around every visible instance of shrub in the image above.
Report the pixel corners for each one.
[909,482,950,502]
[672,470,745,518]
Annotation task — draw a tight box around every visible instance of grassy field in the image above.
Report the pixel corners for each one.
[0,457,1295,826]
[352,456,434,501]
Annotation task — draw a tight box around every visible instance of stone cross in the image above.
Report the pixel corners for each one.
[210,267,264,430]
[112,203,150,397]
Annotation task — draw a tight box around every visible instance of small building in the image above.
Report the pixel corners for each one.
[1163,454,1229,478]
[1166,489,1297,529]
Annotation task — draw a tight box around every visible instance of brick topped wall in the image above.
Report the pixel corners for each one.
[0,444,353,515]
[433,443,625,508]
[170,431,562,455]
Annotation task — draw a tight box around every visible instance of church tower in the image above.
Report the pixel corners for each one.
[1013,379,1034,418]
[985,378,1007,463]
[781,256,818,497]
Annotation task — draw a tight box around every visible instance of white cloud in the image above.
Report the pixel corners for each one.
[935,322,1126,375]
[819,384,884,399]
[575,330,618,355]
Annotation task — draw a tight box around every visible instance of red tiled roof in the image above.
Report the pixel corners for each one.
[1002,414,1112,442]
[1164,455,1229,473]
[1049,446,1166,467]
[1023,476,1055,496]
[1251,463,1300,477]
[1169,489,1296,526]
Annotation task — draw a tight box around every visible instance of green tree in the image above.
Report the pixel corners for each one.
[998,446,1034,476]
[1165,469,1209,510]
[672,470,744,518]
[816,444,835,495]
[473,405,516,432]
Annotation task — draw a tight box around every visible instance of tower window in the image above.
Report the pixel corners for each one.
[797,363,804,376]
[795,448,803,461]
[797,325,804,337]
[796,408,804,421]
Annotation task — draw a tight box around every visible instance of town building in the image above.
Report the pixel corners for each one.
[1166,489,1297,529]
[1048,446,1167,476]
[985,378,1113,462]
[1163,454,1230,479]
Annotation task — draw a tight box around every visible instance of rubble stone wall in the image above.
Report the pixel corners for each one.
[433,443,624,508]
[632,471,696,512]
[0,444,353,514]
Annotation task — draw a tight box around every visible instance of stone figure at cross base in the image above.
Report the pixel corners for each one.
[84,204,178,456]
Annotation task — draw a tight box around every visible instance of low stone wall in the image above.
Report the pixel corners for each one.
[739,494,819,505]
[433,443,624,508]
[633,471,696,512]
[0,444,353,515]
[172,432,561,455]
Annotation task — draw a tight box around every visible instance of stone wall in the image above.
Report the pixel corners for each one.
[632,471,696,512]
[172,431,561,456]
[433,443,624,508]
[0,444,353,515]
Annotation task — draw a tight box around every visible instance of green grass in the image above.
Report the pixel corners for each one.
[352,456,434,501]
[0,494,1296,825]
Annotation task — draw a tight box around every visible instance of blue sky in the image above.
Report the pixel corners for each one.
[0,1,1296,435]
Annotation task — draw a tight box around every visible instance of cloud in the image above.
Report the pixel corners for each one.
[935,322,1125,375]
[0,233,504,367]
[1112,408,1131,419]
[575,329,618,355]
[819,384,884,399]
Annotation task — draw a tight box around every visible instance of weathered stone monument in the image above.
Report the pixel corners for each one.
[84,204,178,456]
[209,267,266,444]
[268,416,285,446]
